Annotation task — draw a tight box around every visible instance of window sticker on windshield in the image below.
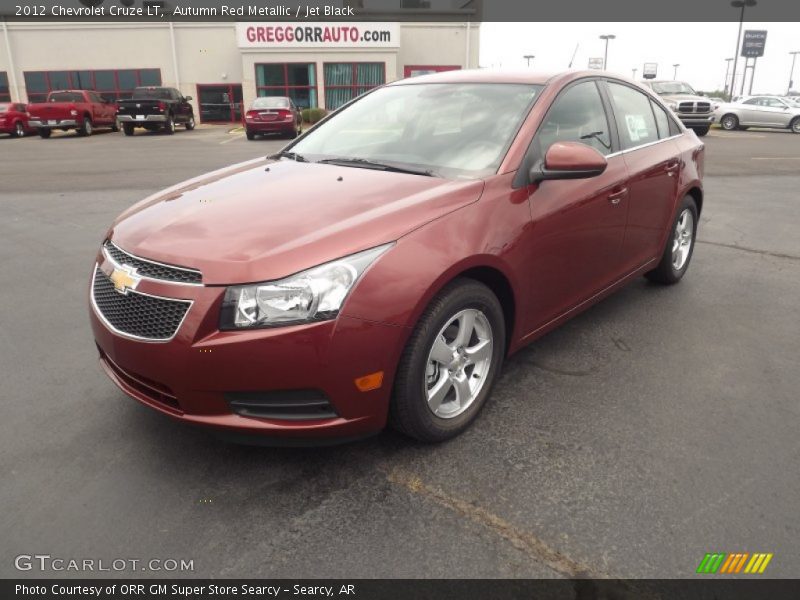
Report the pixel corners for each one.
[625,114,648,142]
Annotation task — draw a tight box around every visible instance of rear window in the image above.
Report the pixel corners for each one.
[131,88,172,100]
[252,97,290,109]
[48,92,85,102]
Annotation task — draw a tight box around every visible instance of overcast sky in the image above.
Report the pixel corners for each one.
[479,23,800,94]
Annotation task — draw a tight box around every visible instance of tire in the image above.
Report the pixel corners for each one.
[692,126,709,137]
[12,121,25,138]
[123,123,135,136]
[185,116,196,130]
[389,278,506,442]
[720,114,739,131]
[111,119,120,132]
[791,117,800,134]
[645,195,698,285]
[164,115,175,134]
[77,117,93,137]
[38,128,51,139]
[246,129,256,140]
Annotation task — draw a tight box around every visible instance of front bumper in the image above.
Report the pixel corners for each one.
[117,114,167,123]
[676,114,715,127]
[28,119,78,128]
[89,260,407,443]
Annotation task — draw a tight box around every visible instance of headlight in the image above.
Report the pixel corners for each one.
[666,102,679,111]
[219,243,393,330]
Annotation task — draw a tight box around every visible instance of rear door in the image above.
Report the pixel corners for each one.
[521,79,630,332]
[604,81,682,272]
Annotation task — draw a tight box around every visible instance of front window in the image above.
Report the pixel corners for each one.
[131,88,172,100]
[650,81,697,96]
[255,63,317,109]
[290,82,542,179]
[323,63,385,110]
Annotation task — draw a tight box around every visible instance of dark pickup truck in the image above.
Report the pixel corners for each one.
[117,87,195,135]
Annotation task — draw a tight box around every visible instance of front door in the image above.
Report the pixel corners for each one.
[522,80,629,334]
[197,84,243,123]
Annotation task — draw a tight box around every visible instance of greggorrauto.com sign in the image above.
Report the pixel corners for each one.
[236,22,400,49]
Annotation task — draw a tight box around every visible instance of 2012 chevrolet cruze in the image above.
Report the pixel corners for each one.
[89,70,704,444]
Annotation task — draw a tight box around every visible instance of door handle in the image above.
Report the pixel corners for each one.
[665,161,680,176]
[608,187,628,205]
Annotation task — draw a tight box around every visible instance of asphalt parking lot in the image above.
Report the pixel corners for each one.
[1,124,798,579]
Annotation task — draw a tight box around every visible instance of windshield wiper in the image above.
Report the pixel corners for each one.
[270,150,308,163]
[317,157,436,177]
[580,131,611,150]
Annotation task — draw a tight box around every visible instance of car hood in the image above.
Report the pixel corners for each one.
[108,157,485,285]
[657,93,708,103]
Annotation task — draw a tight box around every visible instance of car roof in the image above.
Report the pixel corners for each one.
[389,69,561,86]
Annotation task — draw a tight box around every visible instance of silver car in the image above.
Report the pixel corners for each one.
[715,95,800,133]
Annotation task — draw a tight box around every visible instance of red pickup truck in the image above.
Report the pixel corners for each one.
[27,90,119,138]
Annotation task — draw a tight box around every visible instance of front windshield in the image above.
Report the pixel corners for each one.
[651,81,697,95]
[290,83,543,178]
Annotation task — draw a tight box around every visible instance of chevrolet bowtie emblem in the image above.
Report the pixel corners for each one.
[110,265,141,295]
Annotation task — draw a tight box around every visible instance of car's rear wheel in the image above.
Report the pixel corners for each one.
[13,121,25,138]
[123,123,135,136]
[720,114,739,131]
[164,115,176,134]
[790,117,800,134]
[390,279,505,442]
[645,195,698,285]
[78,117,93,137]
[692,126,710,137]
[38,128,51,139]
[185,116,196,130]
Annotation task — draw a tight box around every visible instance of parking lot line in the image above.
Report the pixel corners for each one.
[751,157,800,160]
[220,133,244,144]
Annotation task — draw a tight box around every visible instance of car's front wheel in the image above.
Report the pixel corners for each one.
[13,121,25,138]
[390,279,505,442]
[164,115,176,134]
[791,117,800,134]
[720,114,739,131]
[123,123,135,136]
[185,116,196,130]
[645,195,698,285]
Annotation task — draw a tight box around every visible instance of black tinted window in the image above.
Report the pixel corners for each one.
[650,100,674,139]
[536,81,612,156]
[49,92,84,102]
[607,82,659,150]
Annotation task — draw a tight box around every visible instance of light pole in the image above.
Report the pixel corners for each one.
[723,58,734,99]
[789,51,800,96]
[599,34,616,70]
[673,64,680,79]
[730,0,757,98]
[632,67,638,79]
[523,55,535,68]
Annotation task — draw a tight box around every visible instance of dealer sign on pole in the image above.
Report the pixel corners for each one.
[588,57,604,70]
[741,30,767,58]
[642,63,658,79]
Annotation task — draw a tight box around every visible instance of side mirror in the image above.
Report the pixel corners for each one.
[530,141,608,183]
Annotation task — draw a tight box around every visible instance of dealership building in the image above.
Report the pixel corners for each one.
[0,15,480,122]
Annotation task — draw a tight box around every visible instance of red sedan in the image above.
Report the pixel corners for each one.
[243,96,302,140]
[0,102,35,137]
[89,70,704,444]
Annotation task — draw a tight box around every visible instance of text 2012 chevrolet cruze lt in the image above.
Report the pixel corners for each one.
[89,70,704,444]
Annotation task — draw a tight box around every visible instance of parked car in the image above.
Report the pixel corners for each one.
[27,90,118,138]
[117,87,195,135]
[244,96,302,140]
[640,80,717,136]
[0,102,36,137]
[715,95,800,133]
[89,70,704,444]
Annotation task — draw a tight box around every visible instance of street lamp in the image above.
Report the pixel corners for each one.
[730,0,757,97]
[523,55,535,68]
[599,34,616,70]
[673,64,680,79]
[723,58,734,99]
[789,51,800,96]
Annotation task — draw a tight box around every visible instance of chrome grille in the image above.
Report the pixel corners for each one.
[678,101,712,114]
[103,241,202,284]
[92,267,191,341]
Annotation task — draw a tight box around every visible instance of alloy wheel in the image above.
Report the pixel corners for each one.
[15,122,24,137]
[672,208,694,270]
[424,309,493,419]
